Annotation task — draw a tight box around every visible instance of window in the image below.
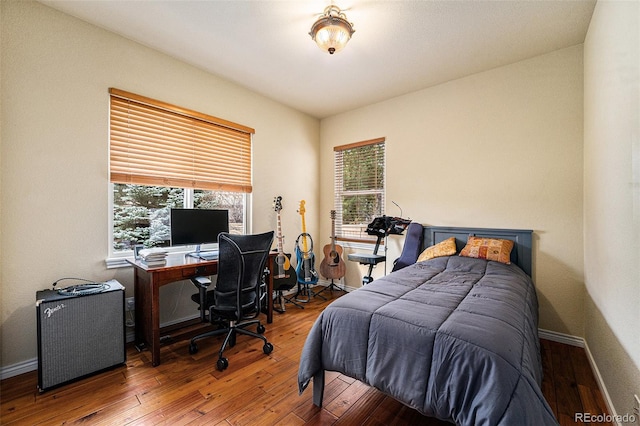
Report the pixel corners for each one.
[108,89,253,257]
[111,184,245,252]
[334,138,385,242]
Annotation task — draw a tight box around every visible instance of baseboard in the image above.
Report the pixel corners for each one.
[1,286,339,381]
[538,328,618,424]
[538,328,585,347]
[1,327,137,381]
[0,358,37,381]
[583,340,620,424]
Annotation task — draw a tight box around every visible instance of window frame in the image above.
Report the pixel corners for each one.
[333,137,386,244]
[106,186,250,268]
[106,89,253,267]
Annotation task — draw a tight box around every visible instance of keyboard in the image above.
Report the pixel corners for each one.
[198,251,219,260]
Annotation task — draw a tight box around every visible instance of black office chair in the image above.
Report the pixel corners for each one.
[188,231,275,371]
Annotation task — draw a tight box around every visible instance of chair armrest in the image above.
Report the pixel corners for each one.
[191,276,212,289]
[191,276,212,322]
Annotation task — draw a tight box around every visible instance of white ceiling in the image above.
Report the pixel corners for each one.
[39,0,596,119]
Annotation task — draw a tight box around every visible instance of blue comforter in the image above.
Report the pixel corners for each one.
[298,256,558,425]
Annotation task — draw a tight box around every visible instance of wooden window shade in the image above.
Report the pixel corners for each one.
[334,137,386,241]
[109,88,254,193]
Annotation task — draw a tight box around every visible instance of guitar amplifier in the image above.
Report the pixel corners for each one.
[36,279,126,392]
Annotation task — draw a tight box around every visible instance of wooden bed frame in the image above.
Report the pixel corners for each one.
[421,226,534,277]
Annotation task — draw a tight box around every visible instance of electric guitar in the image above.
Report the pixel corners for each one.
[295,200,319,285]
[319,210,346,280]
[272,197,296,287]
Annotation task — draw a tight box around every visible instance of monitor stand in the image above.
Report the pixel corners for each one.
[186,244,204,259]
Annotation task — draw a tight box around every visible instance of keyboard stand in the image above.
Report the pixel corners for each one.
[347,234,386,285]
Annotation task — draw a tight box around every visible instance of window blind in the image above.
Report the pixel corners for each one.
[334,137,385,241]
[109,88,254,193]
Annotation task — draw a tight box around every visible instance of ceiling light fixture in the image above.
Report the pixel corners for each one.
[309,5,355,55]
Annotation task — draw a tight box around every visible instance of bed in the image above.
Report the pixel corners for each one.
[297,225,558,425]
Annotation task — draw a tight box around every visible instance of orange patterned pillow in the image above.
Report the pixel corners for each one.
[417,237,457,262]
[459,236,514,264]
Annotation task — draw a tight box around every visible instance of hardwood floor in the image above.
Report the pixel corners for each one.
[1,287,611,425]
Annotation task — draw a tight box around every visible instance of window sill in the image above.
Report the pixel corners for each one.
[106,244,219,269]
[340,240,380,251]
[106,242,380,269]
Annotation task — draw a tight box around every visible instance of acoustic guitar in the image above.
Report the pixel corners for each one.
[295,200,319,286]
[319,210,346,280]
[272,196,296,285]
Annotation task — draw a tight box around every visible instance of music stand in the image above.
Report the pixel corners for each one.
[347,216,410,285]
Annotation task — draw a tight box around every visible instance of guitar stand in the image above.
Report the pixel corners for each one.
[316,279,346,296]
[294,282,327,303]
[273,290,305,312]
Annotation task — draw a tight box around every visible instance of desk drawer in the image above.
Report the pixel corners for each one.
[181,264,217,278]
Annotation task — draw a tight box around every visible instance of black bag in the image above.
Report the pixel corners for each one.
[366,215,410,237]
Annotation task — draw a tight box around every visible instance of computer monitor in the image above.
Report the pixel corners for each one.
[170,208,229,258]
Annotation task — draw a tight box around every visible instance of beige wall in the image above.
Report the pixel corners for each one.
[584,0,640,418]
[2,3,638,421]
[0,0,319,368]
[320,46,585,336]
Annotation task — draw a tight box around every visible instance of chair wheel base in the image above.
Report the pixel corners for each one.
[263,342,273,354]
[217,357,229,371]
[257,324,265,334]
[189,342,198,354]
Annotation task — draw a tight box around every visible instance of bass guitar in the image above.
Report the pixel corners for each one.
[295,200,319,287]
[271,196,297,311]
[272,197,296,281]
[319,210,346,280]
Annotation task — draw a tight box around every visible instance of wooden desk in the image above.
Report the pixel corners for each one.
[128,254,275,367]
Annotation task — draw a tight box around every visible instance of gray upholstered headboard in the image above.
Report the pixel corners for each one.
[421,226,534,277]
